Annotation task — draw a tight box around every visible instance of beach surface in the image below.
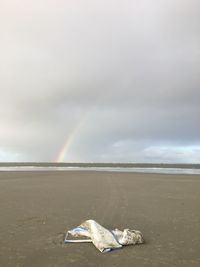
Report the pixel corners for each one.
[0,171,200,267]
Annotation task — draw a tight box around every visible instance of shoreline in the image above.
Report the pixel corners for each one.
[1,167,200,175]
[1,162,200,169]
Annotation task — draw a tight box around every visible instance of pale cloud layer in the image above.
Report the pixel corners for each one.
[0,0,200,162]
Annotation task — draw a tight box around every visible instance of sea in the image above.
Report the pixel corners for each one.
[0,163,200,175]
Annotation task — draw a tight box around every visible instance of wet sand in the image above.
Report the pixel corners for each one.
[0,171,200,267]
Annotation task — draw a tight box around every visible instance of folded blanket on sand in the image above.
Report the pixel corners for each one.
[64,219,144,252]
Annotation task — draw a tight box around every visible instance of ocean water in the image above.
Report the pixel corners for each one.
[0,166,200,175]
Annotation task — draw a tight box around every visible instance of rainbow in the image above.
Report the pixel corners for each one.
[56,117,86,162]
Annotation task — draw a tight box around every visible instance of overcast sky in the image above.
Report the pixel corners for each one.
[0,0,200,163]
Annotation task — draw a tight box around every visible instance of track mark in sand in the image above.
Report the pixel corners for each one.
[16,216,48,227]
[101,176,129,224]
[47,232,66,247]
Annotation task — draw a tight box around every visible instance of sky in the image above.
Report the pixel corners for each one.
[0,0,200,163]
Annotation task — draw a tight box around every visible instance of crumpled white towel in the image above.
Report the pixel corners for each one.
[64,219,144,252]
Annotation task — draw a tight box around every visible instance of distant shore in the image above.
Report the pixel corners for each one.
[0,171,200,266]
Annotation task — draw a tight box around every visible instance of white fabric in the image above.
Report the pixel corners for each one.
[64,219,144,252]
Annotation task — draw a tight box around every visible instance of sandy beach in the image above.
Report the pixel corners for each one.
[0,171,200,267]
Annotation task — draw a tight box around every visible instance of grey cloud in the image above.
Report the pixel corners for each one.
[0,0,200,162]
